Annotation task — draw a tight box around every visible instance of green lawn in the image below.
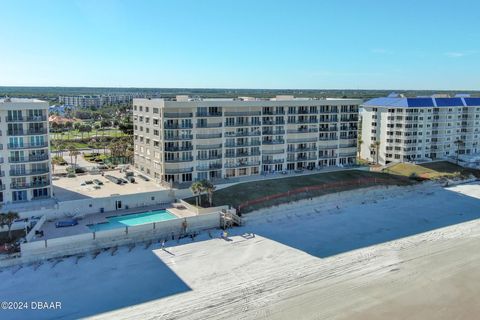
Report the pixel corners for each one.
[51,129,127,140]
[186,170,411,213]
[384,161,480,179]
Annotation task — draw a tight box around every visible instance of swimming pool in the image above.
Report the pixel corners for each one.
[88,210,177,232]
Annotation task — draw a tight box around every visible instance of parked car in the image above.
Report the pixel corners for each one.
[93,179,103,185]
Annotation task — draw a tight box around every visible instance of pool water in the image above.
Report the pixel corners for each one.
[88,210,177,231]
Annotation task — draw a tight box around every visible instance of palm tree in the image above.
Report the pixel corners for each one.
[357,138,363,158]
[202,180,216,207]
[369,141,381,164]
[51,156,63,174]
[191,181,204,206]
[1,211,20,240]
[374,141,380,164]
[68,145,80,168]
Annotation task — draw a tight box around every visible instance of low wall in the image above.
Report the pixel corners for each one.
[17,190,175,220]
[11,212,221,266]
[178,199,229,215]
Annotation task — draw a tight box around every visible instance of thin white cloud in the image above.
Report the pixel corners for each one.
[371,48,393,54]
[444,51,477,58]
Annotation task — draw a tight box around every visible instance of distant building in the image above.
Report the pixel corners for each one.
[59,94,150,108]
[361,95,480,165]
[0,98,52,203]
[133,96,360,185]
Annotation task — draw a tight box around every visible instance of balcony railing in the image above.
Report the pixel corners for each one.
[262,159,285,164]
[164,167,194,174]
[6,115,47,122]
[164,113,193,118]
[225,151,261,158]
[164,157,194,163]
[225,131,261,137]
[8,142,49,149]
[196,144,222,150]
[224,111,261,116]
[196,123,222,128]
[196,164,222,171]
[197,154,222,160]
[7,130,24,136]
[164,123,193,129]
[9,168,50,176]
[224,161,260,168]
[9,155,49,163]
[164,146,193,151]
[262,130,285,135]
[225,122,261,127]
[262,139,285,145]
[196,133,222,139]
[26,128,48,135]
[196,112,222,117]
[287,128,319,134]
[225,141,261,148]
[10,181,50,189]
[164,135,193,141]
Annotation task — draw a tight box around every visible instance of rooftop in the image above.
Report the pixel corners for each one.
[0,97,46,103]
[363,96,480,108]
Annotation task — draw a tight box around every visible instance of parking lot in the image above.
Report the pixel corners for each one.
[53,171,169,201]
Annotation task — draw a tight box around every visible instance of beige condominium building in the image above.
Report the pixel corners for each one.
[0,98,52,203]
[361,94,480,165]
[133,95,360,185]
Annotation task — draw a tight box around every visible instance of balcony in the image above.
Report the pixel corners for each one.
[262,149,284,155]
[262,130,285,135]
[9,168,50,176]
[339,152,357,157]
[6,115,47,122]
[7,130,24,136]
[287,147,317,152]
[164,167,194,174]
[196,123,222,128]
[287,128,319,134]
[224,111,261,116]
[196,164,222,171]
[164,135,193,141]
[26,128,48,135]
[164,157,194,163]
[225,151,261,158]
[225,141,261,148]
[262,120,285,125]
[164,113,193,118]
[225,131,261,137]
[8,142,49,149]
[196,133,222,139]
[196,112,222,117]
[262,159,285,164]
[164,146,193,152]
[164,123,193,129]
[9,154,49,163]
[224,161,260,168]
[262,139,285,145]
[197,154,222,160]
[196,144,222,150]
[10,181,50,189]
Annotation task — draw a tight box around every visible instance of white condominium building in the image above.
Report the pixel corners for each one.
[0,98,52,203]
[361,95,480,165]
[133,96,360,185]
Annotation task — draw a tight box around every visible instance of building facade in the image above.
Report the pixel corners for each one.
[361,96,480,165]
[0,98,52,203]
[133,96,360,185]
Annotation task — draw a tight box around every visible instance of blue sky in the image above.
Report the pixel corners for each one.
[1,0,479,90]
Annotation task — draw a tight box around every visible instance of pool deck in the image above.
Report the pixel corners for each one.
[34,204,197,241]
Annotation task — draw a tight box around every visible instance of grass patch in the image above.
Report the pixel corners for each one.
[186,170,411,213]
[384,161,480,180]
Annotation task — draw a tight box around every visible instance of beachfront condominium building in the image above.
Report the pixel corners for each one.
[0,98,52,203]
[361,94,480,165]
[133,95,360,185]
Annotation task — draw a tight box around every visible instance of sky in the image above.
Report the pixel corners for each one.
[1,0,479,90]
